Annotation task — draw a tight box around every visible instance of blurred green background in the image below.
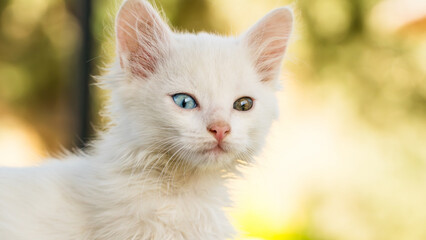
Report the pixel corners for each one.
[0,0,425,239]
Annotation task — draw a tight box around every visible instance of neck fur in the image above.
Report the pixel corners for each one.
[87,125,229,196]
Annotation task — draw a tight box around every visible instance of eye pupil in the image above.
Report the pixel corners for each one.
[240,100,247,109]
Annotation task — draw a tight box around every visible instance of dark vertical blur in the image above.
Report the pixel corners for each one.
[67,0,93,148]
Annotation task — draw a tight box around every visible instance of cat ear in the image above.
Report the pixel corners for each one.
[116,0,171,78]
[242,7,293,83]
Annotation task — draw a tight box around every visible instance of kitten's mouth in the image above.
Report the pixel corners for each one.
[202,144,227,155]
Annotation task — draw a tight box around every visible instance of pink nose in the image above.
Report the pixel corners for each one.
[207,122,231,142]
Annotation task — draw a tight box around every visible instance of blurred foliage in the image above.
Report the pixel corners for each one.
[0,0,425,239]
[0,0,80,150]
[297,0,426,128]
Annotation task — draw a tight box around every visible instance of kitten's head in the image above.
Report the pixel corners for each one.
[105,0,292,171]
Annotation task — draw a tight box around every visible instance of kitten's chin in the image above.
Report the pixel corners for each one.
[186,144,239,170]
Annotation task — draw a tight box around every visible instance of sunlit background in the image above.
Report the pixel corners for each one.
[1,0,425,239]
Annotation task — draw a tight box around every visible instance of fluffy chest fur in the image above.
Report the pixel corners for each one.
[82,155,234,240]
[85,175,234,240]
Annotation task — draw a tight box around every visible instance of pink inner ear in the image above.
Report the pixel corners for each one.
[244,8,293,82]
[128,40,157,78]
[255,38,288,79]
[126,21,163,78]
[116,0,170,78]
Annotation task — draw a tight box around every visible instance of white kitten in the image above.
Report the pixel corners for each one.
[0,0,293,239]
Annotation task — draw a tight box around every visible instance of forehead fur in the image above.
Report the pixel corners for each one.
[156,33,263,97]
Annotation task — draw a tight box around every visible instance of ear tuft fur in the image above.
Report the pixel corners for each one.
[116,0,171,78]
[243,7,293,83]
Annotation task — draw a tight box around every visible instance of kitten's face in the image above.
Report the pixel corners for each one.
[110,0,292,170]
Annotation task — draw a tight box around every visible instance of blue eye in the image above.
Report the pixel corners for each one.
[172,93,197,109]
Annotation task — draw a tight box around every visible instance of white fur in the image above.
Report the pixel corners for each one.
[0,1,293,239]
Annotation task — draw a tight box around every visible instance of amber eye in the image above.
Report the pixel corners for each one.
[233,97,253,111]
